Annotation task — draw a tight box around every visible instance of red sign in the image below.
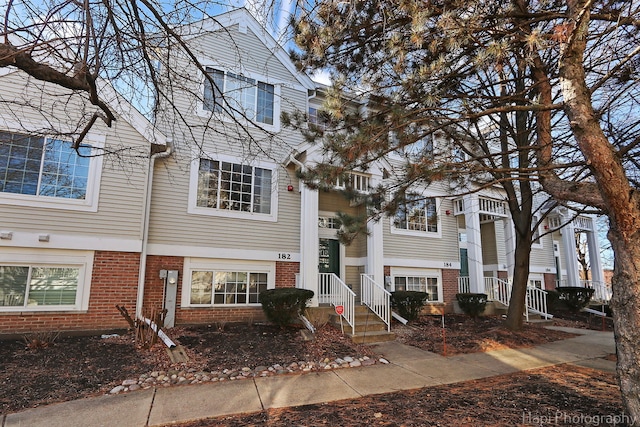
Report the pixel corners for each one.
[335,305,344,315]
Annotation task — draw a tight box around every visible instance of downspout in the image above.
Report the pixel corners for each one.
[136,138,173,319]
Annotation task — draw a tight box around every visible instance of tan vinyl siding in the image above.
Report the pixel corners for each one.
[147,20,312,255]
[481,222,498,265]
[495,220,508,266]
[530,231,555,267]
[345,265,364,301]
[383,197,459,262]
[147,161,301,252]
[0,73,150,241]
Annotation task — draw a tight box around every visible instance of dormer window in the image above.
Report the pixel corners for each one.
[203,67,275,125]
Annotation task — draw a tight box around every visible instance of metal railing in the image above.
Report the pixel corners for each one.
[360,274,391,332]
[582,280,613,303]
[457,276,470,294]
[459,276,552,319]
[318,273,356,329]
[526,286,552,320]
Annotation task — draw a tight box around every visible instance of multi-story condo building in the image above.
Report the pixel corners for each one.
[0,8,607,338]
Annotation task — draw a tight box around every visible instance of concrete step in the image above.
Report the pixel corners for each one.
[331,321,389,334]
[350,330,396,344]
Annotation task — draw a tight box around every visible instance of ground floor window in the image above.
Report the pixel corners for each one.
[0,250,93,311]
[183,259,275,307]
[391,267,442,302]
[190,271,268,305]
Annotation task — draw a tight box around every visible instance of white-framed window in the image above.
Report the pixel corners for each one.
[308,107,329,130]
[528,274,544,290]
[0,250,93,311]
[392,194,440,236]
[0,130,102,211]
[188,155,277,221]
[203,67,275,126]
[182,259,275,307]
[391,267,442,302]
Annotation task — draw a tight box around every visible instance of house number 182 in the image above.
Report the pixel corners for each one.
[278,253,292,260]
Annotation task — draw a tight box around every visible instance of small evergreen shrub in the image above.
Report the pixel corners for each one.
[259,288,315,327]
[390,291,428,321]
[456,293,488,318]
[546,290,562,311]
[555,287,595,312]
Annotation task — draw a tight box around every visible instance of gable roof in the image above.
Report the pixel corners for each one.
[183,8,316,91]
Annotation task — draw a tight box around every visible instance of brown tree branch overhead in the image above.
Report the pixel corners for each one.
[0,42,115,127]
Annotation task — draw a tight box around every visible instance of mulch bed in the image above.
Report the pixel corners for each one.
[0,312,618,418]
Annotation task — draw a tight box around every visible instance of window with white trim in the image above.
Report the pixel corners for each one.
[189,270,269,305]
[0,251,92,311]
[203,67,275,125]
[0,131,92,199]
[394,275,440,301]
[394,195,438,233]
[196,159,272,214]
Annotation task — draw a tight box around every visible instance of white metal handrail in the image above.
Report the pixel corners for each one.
[318,273,356,329]
[582,280,612,303]
[457,276,471,294]
[526,286,552,320]
[360,274,391,332]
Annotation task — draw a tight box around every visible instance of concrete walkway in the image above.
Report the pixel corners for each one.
[1,327,616,427]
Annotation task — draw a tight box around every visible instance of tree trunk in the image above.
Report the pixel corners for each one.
[504,236,532,330]
[608,226,640,424]
[557,1,640,422]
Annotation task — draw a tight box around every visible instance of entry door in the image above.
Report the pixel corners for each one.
[459,248,469,277]
[319,238,340,276]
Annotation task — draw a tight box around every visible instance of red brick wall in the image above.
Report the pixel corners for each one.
[0,251,140,336]
[441,269,460,313]
[497,271,508,281]
[144,255,268,326]
[544,273,556,290]
[275,261,299,288]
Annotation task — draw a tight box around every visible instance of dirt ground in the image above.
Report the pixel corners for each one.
[0,311,622,425]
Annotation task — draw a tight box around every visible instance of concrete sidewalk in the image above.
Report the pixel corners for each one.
[2,327,616,427]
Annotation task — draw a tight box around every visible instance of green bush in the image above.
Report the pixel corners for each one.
[555,287,595,312]
[456,293,488,318]
[546,290,563,311]
[391,291,428,321]
[259,288,314,327]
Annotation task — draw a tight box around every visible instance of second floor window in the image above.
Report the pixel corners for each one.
[394,195,438,233]
[196,159,272,214]
[203,67,275,125]
[0,131,91,200]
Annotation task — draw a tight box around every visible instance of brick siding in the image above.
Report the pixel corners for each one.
[0,251,140,336]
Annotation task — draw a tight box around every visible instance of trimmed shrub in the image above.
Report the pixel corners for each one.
[456,293,488,318]
[546,290,563,312]
[259,288,315,327]
[391,291,428,321]
[555,287,595,312]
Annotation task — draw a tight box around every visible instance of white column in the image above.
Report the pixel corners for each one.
[587,216,604,284]
[503,216,516,281]
[366,175,384,286]
[464,194,485,294]
[300,183,319,305]
[366,218,384,285]
[561,215,581,287]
